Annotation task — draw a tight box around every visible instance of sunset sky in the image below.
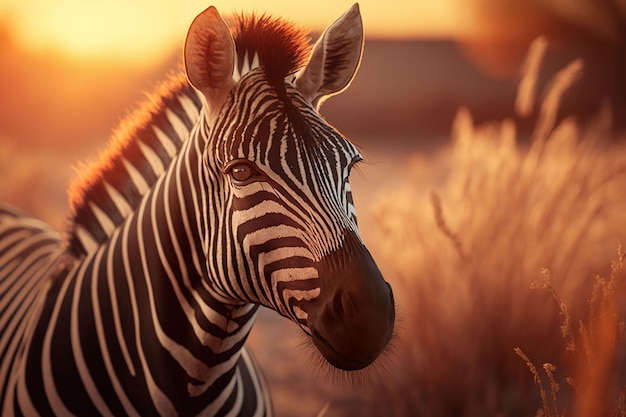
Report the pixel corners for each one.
[1,0,479,68]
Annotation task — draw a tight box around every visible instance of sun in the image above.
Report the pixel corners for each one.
[2,0,202,67]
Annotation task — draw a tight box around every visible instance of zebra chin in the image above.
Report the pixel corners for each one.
[305,230,395,371]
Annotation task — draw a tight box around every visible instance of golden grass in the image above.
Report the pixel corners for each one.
[366,39,626,416]
[516,246,626,417]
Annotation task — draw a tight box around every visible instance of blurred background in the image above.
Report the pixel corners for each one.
[2,1,626,416]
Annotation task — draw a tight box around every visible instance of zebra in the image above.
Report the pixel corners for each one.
[0,3,395,416]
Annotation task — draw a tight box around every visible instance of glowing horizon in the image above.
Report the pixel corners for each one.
[1,0,478,68]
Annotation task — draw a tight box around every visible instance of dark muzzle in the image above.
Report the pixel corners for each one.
[306,230,395,370]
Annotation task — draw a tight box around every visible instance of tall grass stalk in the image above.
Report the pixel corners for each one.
[515,36,548,118]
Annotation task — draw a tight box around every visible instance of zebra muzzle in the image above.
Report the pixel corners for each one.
[307,230,395,371]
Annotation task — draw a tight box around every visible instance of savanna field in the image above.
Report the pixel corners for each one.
[2,9,626,417]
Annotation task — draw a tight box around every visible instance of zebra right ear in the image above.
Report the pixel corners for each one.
[184,6,236,116]
[295,3,363,109]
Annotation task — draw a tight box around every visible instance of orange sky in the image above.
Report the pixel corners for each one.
[1,0,479,68]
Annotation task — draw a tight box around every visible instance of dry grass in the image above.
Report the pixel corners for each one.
[516,245,626,417]
[366,39,626,416]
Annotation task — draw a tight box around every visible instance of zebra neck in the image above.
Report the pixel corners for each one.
[24,195,262,415]
[66,76,203,257]
[26,113,264,414]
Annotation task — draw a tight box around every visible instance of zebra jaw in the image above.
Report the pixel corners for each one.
[305,230,395,371]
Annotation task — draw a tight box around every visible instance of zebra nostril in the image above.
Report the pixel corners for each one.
[331,290,356,319]
[332,290,345,317]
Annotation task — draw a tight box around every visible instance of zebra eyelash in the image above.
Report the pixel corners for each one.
[346,155,364,178]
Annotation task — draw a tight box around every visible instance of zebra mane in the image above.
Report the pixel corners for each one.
[231,13,311,92]
[65,13,312,255]
[66,73,201,255]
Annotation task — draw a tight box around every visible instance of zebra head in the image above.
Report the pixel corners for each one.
[184,4,394,371]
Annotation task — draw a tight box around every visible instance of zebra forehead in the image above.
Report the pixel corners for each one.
[216,87,359,169]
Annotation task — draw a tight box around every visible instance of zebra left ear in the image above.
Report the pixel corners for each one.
[295,3,363,109]
[184,6,236,117]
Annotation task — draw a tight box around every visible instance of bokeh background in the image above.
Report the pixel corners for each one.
[2,1,626,416]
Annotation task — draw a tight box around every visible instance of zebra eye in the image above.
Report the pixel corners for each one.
[231,164,253,182]
[224,160,263,185]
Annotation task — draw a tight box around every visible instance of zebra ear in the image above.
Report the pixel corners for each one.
[295,3,363,109]
[184,6,236,115]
